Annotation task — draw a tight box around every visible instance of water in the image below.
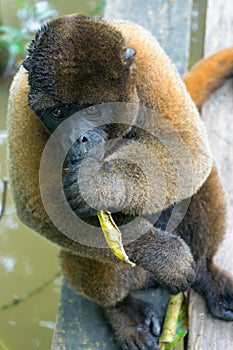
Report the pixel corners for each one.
[0,1,104,349]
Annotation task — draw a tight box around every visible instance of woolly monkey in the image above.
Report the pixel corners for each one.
[7,15,233,350]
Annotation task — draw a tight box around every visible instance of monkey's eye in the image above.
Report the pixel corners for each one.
[51,108,65,119]
[85,105,99,115]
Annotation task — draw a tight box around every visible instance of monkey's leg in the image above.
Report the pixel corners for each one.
[60,249,150,306]
[183,47,233,109]
[178,166,233,321]
[126,229,196,295]
[60,250,162,350]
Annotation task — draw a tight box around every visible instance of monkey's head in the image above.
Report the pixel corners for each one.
[24,14,137,118]
[23,15,151,226]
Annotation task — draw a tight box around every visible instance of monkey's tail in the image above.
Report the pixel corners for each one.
[182,47,233,109]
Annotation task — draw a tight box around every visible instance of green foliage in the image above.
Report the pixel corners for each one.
[0,25,32,56]
[0,0,58,75]
[16,0,58,34]
[90,0,106,17]
[0,43,9,76]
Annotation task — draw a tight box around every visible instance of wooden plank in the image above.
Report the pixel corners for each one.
[188,0,233,349]
[52,1,193,349]
[51,278,120,350]
[188,0,208,69]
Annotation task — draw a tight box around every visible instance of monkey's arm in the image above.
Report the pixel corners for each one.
[183,47,233,109]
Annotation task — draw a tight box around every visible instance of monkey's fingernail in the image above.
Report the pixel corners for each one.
[151,316,161,336]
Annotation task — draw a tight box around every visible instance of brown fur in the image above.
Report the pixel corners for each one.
[7,15,233,350]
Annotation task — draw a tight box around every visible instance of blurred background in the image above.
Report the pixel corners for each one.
[0,1,104,349]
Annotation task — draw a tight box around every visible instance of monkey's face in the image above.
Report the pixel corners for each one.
[24,15,148,224]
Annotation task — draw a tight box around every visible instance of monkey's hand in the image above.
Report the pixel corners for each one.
[127,229,196,294]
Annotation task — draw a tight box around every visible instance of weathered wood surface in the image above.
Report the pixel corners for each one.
[188,1,233,349]
[52,278,120,350]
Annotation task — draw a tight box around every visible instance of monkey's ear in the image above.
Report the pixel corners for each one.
[22,55,31,71]
[122,47,136,64]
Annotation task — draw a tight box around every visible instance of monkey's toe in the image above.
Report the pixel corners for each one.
[118,327,160,350]
[117,308,161,349]
[118,334,160,350]
[104,295,162,350]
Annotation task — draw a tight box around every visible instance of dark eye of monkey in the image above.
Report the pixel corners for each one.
[36,103,102,134]
[85,105,100,115]
[51,107,65,119]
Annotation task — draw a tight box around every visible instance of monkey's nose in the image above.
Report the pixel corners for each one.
[65,130,105,169]
[79,135,88,143]
[77,130,105,153]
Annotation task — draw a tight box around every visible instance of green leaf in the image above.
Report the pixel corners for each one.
[0,38,11,49]
[160,293,188,350]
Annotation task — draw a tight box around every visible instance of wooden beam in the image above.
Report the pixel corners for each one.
[188,0,233,349]
[52,279,121,350]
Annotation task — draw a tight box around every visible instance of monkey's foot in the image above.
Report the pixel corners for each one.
[104,294,161,350]
[206,275,233,321]
[195,261,233,321]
